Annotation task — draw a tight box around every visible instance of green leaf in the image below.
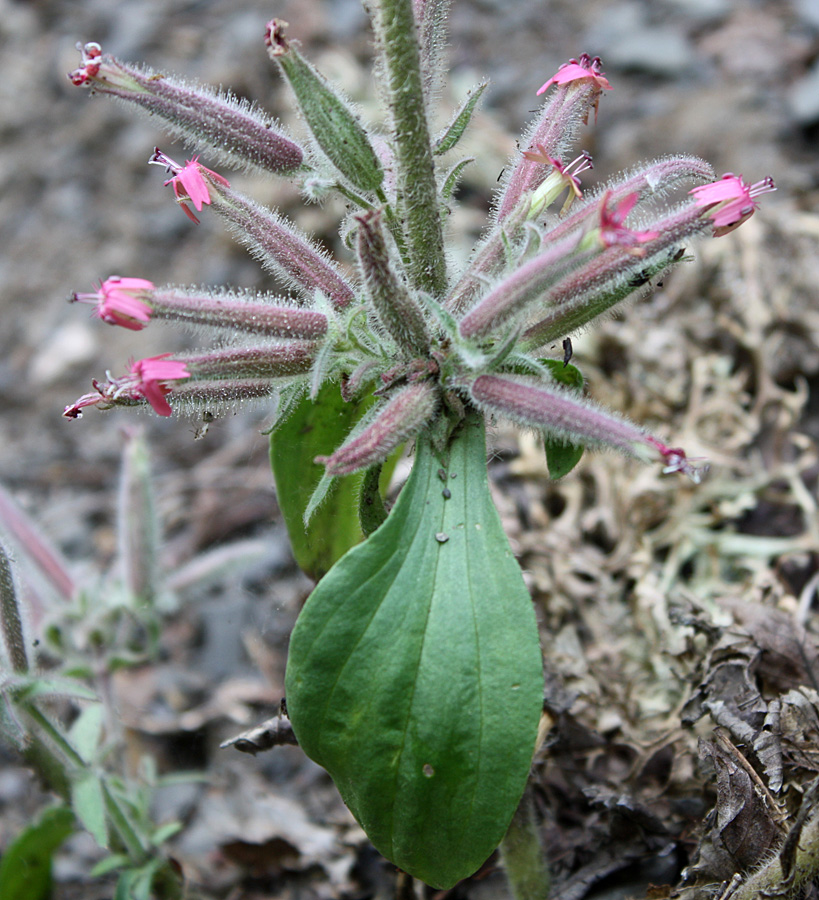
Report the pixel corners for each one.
[286,412,543,888]
[541,360,585,479]
[270,382,371,581]
[12,676,98,703]
[71,771,108,848]
[68,703,103,763]
[150,821,183,845]
[440,157,474,202]
[434,81,488,155]
[90,853,131,877]
[0,804,75,900]
[115,869,139,900]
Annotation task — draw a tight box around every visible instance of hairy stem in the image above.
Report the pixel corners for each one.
[370,0,446,294]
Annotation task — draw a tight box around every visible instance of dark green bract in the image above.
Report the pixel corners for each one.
[541,360,585,479]
[285,413,543,888]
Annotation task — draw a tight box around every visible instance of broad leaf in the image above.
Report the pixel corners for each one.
[286,412,543,888]
[0,805,74,900]
[269,382,371,581]
[68,703,103,763]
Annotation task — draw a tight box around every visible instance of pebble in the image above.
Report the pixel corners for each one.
[789,60,819,125]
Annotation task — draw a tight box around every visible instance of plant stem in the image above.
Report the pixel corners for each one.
[500,784,550,900]
[369,0,446,295]
[730,802,819,900]
[102,782,149,858]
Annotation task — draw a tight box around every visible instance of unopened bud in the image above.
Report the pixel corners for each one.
[70,43,303,175]
[356,209,430,355]
[317,382,438,475]
[266,20,383,193]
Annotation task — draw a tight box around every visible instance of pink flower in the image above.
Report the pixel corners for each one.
[69,41,102,86]
[65,355,190,419]
[689,173,776,237]
[127,354,191,416]
[149,149,230,224]
[537,54,613,96]
[598,191,659,253]
[71,276,154,330]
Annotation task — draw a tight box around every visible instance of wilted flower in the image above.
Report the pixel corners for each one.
[68,41,102,85]
[71,276,154,330]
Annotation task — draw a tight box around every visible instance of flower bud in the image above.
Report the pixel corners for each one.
[69,43,303,175]
[266,20,383,193]
[316,382,438,475]
[467,373,707,480]
[356,209,430,355]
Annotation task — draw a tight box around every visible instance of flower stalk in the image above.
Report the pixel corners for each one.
[369,0,447,294]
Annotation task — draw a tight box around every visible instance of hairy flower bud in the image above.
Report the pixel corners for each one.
[356,209,430,354]
[172,172,356,309]
[69,43,303,175]
[458,232,585,339]
[76,279,330,340]
[316,382,439,475]
[467,373,706,481]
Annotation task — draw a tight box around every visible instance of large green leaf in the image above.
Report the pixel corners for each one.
[269,383,371,581]
[0,805,75,900]
[285,412,543,888]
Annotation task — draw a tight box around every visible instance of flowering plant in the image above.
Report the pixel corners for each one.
[62,0,773,891]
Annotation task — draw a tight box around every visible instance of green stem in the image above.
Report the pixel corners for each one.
[500,784,550,900]
[369,0,446,295]
[102,782,148,859]
[335,182,375,210]
[359,464,388,536]
[23,703,146,859]
[23,703,86,768]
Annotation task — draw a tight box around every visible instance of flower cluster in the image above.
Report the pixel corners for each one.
[65,29,774,485]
